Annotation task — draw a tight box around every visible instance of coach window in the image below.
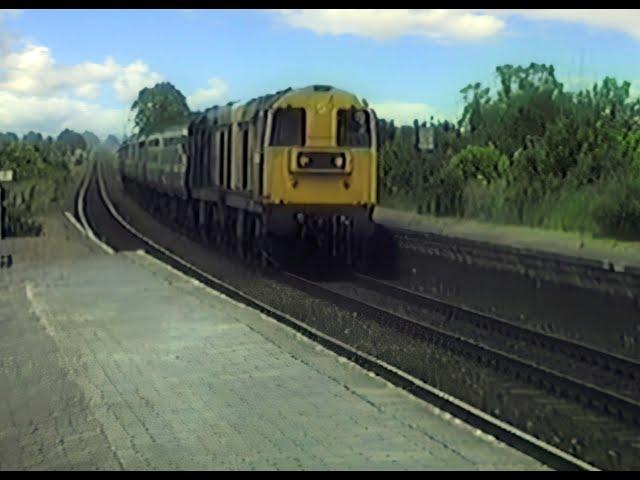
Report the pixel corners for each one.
[226,126,233,188]
[200,131,207,182]
[242,127,250,190]
[218,130,225,186]
[337,108,371,148]
[270,108,305,146]
[202,134,210,184]
[208,133,213,183]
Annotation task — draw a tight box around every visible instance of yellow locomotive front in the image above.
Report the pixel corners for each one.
[260,85,378,264]
[263,85,376,207]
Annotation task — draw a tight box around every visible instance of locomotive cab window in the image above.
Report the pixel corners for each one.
[337,108,371,148]
[270,108,305,146]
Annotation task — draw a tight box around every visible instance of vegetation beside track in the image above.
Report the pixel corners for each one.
[378,63,640,242]
[0,131,94,236]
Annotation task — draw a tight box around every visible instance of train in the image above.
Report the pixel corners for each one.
[117,85,378,267]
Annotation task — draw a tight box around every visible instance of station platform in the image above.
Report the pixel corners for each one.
[0,213,547,470]
[374,206,640,271]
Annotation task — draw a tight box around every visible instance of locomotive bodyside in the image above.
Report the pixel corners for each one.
[119,84,378,265]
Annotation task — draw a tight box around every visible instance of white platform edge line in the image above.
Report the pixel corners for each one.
[97,161,599,472]
[64,211,86,236]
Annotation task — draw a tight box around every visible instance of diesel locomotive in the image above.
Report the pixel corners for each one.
[117,85,378,266]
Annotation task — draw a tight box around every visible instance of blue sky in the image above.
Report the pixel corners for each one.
[1,9,640,138]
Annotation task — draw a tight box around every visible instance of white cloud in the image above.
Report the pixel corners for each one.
[0,37,165,137]
[0,38,229,137]
[74,82,102,100]
[187,76,228,110]
[274,9,640,43]
[489,10,640,40]
[370,101,448,125]
[0,90,128,138]
[274,9,505,42]
[112,60,163,103]
[0,43,163,102]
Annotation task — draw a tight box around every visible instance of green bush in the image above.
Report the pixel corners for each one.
[462,178,514,223]
[0,137,80,236]
[377,63,640,242]
[593,176,640,240]
[449,145,510,184]
[427,164,465,216]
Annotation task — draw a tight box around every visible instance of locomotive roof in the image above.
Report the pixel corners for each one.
[122,85,366,145]
[191,88,293,128]
[274,85,363,110]
[190,85,364,128]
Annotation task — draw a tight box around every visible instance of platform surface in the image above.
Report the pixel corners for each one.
[374,206,640,271]
[0,214,548,470]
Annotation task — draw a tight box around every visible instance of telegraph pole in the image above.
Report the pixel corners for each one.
[0,169,14,268]
[0,182,3,240]
[0,169,14,239]
[415,120,435,215]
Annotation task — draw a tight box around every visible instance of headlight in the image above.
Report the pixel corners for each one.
[298,155,311,168]
[333,156,345,168]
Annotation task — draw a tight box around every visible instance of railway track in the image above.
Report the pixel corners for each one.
[281,271,640,426]
[81,159,632,470]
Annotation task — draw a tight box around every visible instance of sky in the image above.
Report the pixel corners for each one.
[1,9,640,140]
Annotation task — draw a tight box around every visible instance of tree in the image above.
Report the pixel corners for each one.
[376,62,640,239]
[0,132,19,148]
[458,82,490,135]
[57,129,87,152]
[0,142,46,180]
[131,82,191,136]
[103,134,121,151]
[82,131,101,149]
[23,131,43,144]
